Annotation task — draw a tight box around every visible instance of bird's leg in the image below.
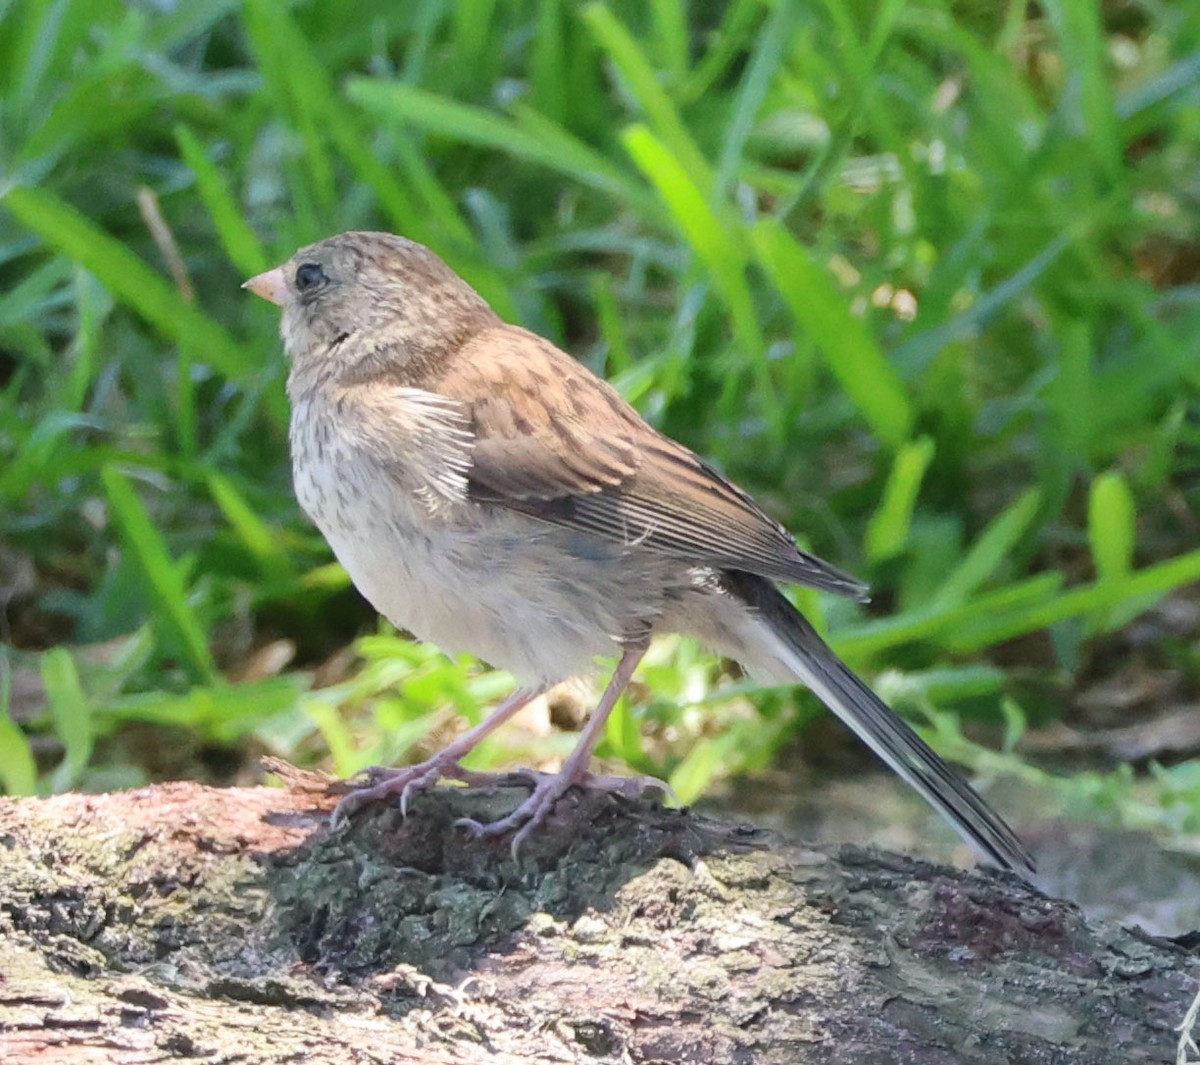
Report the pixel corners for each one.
[330,685,544,828]
[457,642,657,854]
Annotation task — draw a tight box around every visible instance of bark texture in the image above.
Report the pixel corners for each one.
[0,766,1194,1064]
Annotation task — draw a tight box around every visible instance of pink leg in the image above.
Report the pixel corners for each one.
[330,685,544,829]
[457,643,652,855]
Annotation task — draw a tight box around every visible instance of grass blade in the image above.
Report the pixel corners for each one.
[622,124,769,416]
[41,648,92,791]
[714,0,796,196]
[174,124,268,276]
[892,233,1072,376]
[680,0,764,104]
[753,218,912,448]
[866,436,936,562]
[346,79,658,218]
[1089,471,1135,582]
[1042,0,1124,187]
[3,184,249,378]
[205,470,297,585]
[582,2,713,192]
[0,655,37,796]
[929,489,1043,611]
[947,548,1200,653]
[648,0,689,81]
[101,466,218,682]
[241,0,335,214]
[837,573,1065,661]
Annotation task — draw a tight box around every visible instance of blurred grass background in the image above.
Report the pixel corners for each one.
[2,0,1200,855]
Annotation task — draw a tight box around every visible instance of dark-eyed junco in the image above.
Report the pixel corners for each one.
[245,231,1033,875]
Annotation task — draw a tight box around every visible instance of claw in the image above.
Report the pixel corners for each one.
[398,775,430,818]
[329,758,469,827]
[330,785,378,830]
[452,767,678,858]
[447,770,580,857]
[509,819,539,860]
[329,686,547,829]
[580,770,677,805]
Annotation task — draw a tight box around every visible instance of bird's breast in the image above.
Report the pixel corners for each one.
[288,405,671,684]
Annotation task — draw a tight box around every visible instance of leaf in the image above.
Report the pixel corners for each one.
[2,184,250,378]
[101,466,218,682]
[0,716,37,796]
[668,736,723,806]
[946,547,1200,653]
[622,125,765,368]
[346,79,658,218]
[300,697,361,778]
[604,696,644,766]
[174,124,268,277]
[41,648,92,791]
[205,470,296,584]
[0,657,36,796]
[865,436,936,562]
[930,489,1042,611]
[582,2,713,191]
[753,218,912,448]
[1088,471,1136,582]
[714,0,796,195]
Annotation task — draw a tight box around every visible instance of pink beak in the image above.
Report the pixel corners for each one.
[242,266,288,306]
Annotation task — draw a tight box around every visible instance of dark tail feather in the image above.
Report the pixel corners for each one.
[725,572,1035,877]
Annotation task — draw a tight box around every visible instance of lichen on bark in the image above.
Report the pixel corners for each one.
[0,772,1194,1063]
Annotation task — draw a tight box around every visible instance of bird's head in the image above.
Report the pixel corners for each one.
[244,231,497,381]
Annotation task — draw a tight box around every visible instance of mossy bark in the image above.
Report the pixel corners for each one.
[0,767,1193,1063]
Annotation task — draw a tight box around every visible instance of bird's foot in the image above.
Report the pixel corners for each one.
[455,767,675,857]
[330,758,519,829]
[505,767,676,804]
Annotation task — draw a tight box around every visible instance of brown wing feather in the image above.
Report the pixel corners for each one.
[426,325,867,599]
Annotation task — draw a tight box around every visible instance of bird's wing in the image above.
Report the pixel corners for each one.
[337,385,476,513]
[423,325,867,599]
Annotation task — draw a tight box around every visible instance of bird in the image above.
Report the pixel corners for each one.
[244,230,1034,876]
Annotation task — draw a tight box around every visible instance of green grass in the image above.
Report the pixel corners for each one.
[1,0,1199,837]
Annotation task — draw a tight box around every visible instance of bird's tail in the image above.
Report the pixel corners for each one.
[719,571,1035,877]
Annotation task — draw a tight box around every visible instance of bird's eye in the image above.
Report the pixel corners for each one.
[295,262,327,292]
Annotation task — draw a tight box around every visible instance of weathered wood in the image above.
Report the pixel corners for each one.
[0,767,1194,1063]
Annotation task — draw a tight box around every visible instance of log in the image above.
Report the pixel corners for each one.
[0,764,1194,1064]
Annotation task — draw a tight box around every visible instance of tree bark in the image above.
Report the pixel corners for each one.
[0,765,1194,1064]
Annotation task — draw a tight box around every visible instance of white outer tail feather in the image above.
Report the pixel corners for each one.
[710,575,1035,877]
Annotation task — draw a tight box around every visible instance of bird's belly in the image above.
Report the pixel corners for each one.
[295,455,653,684]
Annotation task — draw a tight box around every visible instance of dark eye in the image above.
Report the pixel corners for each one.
[295,262,327,292]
